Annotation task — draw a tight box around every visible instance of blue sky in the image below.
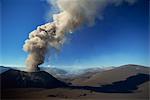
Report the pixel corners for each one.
[0,0,149,68]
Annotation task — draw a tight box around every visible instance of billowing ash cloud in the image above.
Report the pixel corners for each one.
[23,0,136,72]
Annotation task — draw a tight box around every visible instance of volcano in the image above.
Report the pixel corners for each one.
[1,69,67,89]
[1,65,150,99]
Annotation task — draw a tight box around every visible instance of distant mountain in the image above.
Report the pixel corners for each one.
[60,67,104,84]
[1,69,67,89]
[41,67,67,78]
[0,66,112,79]
[73,67,104,75]
[42,67,104,75]
[37,67,105,82]
[70,64,150,86]
[43,67,67,74]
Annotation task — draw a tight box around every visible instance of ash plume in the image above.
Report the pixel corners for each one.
[23,0,136,72]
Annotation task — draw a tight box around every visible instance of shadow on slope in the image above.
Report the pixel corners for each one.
[1,68,149,93]
[69,73,150,93]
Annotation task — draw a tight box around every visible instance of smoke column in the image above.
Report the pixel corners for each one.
[23,0,136,72]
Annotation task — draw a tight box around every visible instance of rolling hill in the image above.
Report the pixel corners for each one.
[70,64,149,86]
